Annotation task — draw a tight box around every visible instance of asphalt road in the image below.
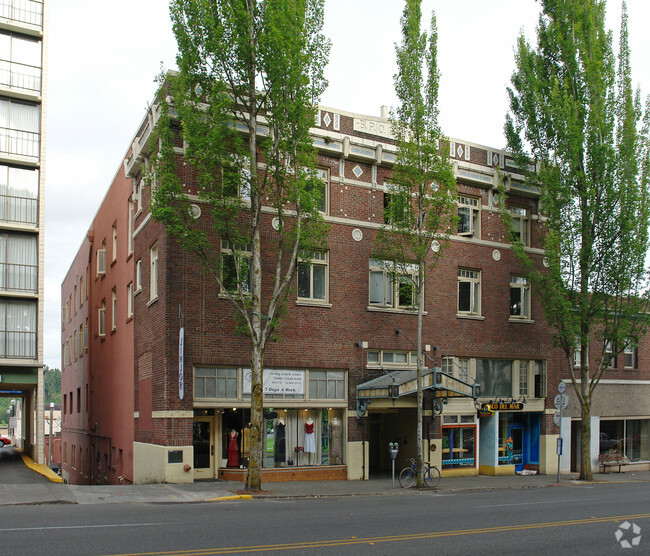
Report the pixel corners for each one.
[0,480,648,555]
[0,446,50,484]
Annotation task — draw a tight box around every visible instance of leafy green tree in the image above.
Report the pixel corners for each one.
[43,365,61,406]
[151,0,329,491]
[505,0,650,480]
[373,0,456,488]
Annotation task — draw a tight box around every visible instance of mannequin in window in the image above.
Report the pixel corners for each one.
[228,429,239,467]
[304,417,315,464]
[274,417,286,467]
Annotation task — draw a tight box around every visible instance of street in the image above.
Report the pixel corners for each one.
[0,479,648,555]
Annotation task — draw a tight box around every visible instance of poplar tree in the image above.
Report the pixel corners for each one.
[505,0,650,480]
[150,0,330,491]
[374,0,456,488]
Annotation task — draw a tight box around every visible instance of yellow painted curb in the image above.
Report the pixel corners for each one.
[206,494,253,502]
[20,453,63,483]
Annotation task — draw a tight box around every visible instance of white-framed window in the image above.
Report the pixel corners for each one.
[309,370,345,400]
[535,360,547,398]
[312,168,329,214]
[96,247,106,276]
[98,300,106,337]
[509,276,530,319]
[194,367,238,399]
[369,259,418,309]
[457,358,470,383]
[149,244,158,301]
[604,340,616,368]
[367,350,418,368]
[383,184,408,225]
[624,339,637,369]
[509,206,529,246]
[441,356,471,383]
[458,195,480,238]
[111,222,117,263]
[573,337,582,367]
[79,275,84,307]
[127,200,134,255]
[135,259,142,293]
[222,158,251,201]
[518,360,529,396]
[83,320,88,349]
[458,269,480,316]
[221,240,251,295]
[133,176,142,214]
[111,288,117,331]
[297,251,328,303]
[127,282,133,318]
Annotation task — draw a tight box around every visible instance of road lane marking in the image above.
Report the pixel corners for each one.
[0,523,163,532]
[478,496,603,508]
[108,512,650,555]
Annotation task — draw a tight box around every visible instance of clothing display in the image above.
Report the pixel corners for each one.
[330,417,342,463]
[227,430,239,467]
[304,419,316,453]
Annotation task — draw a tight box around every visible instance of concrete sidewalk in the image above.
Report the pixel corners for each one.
[2,467,650,506]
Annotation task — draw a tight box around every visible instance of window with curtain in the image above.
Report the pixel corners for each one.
[0,232,36,291]
[0,99,40,158]
[0,32,42,92]
[0,164,38,225]
[0,299,36,357]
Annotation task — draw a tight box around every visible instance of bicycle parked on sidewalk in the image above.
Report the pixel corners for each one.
[399,458,441,488]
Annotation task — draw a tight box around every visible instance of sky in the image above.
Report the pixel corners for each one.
[44,0,650,369]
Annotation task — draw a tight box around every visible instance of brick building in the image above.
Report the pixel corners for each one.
[61,90,650,485]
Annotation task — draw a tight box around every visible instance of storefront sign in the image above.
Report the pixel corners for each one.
[243,369,305,395]
[477,406,494,418]
[178,327,185,400]
[481,401,524,412]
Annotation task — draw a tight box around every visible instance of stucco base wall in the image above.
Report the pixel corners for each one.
[346,441,368,480]
[133,442,193,484]
[479,464,515,476]
[539,433,559,475]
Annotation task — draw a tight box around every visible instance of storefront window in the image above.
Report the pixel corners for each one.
[477,359,512,397]
[442,426,476,469]
[221,407,345,469]
[498,413,523,465]
[600,419,650,461]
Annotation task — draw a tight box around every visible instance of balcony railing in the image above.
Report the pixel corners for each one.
[0,329,36,358]
[0,126,39,159]
[0,0,43,28]
[0,193,38,225]
[0,60,41,94]
[0,261,36,292]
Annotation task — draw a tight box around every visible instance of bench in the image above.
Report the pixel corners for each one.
[598,453,650,473]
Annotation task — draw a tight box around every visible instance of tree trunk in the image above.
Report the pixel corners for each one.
[246,341,264,491]
[416,263,424,488]
[579,399,593,481]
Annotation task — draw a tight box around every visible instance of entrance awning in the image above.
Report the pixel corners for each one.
[356,367,480,418]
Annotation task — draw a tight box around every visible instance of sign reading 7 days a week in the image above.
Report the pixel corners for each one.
[243,369,305,395]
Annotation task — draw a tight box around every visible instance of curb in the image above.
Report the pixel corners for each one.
[205,494,253,502]
[20,453,63,483]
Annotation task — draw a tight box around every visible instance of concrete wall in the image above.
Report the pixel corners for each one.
[133,442,193,484]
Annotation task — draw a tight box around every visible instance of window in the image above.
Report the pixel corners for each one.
[133,177,142,213]
[457,358,470,383]
[0,164,38,226]
[0,99,40,159]
[135,259,142,292]
[604,340,616,368]
[0,32,42,93]
[98,300,106,337]
[128,200,134,255]
[0,232,37,292]
[313,168,329,214]
[509,276,530,319]
[367,350,418,367]
[383,185,408,225]
[194,367,237,399]
[221,240,251,294]
[127,282,133,318]
[369,259,418,309]
[222,159,250,201]
[509,206,529,246]
[0,299,36,357]
[309,371,345,400]
[297,251,328,303]
[83,321,88,350]
[624,339,637,369]
[534,360,547,398]
[111,288,117,331]
[77,388,80,414]
[573,338,582,367]
[518,361,529,396]
[458,195,480,238]
[96,246,106,276]
[476,359,512,397]
[79,275,84,307]
[149,245,158,301]
[112,222,117,263]
[458,269,481,316]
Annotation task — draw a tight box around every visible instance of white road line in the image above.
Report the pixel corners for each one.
[478,497,602,508]
[0,523,163,532]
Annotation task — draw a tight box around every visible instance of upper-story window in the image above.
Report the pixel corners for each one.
[0,32,42,94]
[297,251,328,303]
[0,164,38,226]
[369,259,418,310]
[222,158,251,201]
[312,168,329,214]
[367,350,418,367]
[623,339,638,369]
[509,206,530,246]
[149,244,158,301]
[509,276,530,320]
[221,240,251,295]
[0,232,36,292]
[458,269,481,316]
[111,222,117,263]
[0,1,44,27]
[0,99,40,159]
[458,195,480,238]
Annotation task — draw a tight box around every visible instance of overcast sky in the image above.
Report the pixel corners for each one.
[44,0,650,368]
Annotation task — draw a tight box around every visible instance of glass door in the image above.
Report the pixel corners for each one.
[508,423,524,471]
[193,419,214,478]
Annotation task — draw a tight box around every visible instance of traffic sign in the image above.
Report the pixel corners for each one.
[558,382,566,394]
[554,393,569,410]
[553,411,561,426]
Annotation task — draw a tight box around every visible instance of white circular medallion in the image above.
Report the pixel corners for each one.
[352,228,363,242]
[431,240,440,253]
[543,257,550,268]
[492,249,501,261]
[189,204,201,219]
[272,217,280,231]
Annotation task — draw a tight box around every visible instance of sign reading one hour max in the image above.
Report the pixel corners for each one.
[481,402,525,412]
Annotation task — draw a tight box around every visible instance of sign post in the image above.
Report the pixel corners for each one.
[555,383,567,483]
[389,442,399,488]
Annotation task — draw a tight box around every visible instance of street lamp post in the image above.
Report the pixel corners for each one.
[49,402,54,467]
[9,399,15,438]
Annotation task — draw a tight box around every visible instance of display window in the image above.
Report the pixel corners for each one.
[221,407,345,468]
[441,425,476,469]
[600,419,650,461]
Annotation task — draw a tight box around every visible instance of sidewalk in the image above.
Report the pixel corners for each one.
[2,466,650,506]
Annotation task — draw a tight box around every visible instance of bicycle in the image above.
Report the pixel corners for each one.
[399,458,441,488]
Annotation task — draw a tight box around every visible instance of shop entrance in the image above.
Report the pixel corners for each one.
[368,408,416,476]
[193,419,214,479]
[507,423,524,471]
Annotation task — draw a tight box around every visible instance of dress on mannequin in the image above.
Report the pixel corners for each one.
[275,418,286,466]
[228,429,239,467]
[304,418,316,454]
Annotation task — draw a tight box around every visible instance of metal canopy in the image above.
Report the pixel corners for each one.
[356,367,479,418]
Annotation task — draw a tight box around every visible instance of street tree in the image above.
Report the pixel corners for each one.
[373,0,456,488]
[504,0,650,480]
[150,0,330,491]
